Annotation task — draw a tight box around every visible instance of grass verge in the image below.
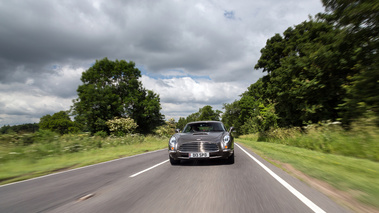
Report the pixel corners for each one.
[237,138,379,212]
[0,136,167,185]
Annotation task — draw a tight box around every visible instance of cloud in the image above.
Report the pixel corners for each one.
[224,10,236,20]
[0,0,324,126]
[140,75,247,119]
[0,66,83,125]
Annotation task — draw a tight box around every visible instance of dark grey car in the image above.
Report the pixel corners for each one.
[168,121,234,165]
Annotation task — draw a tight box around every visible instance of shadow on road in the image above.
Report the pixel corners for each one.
[171,159,233,167]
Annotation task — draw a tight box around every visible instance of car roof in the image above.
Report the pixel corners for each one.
[186,121,223,125]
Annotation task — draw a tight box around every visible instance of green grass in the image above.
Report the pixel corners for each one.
[254,122,379,162]
[0,134,167,185]
[237,138,379,210]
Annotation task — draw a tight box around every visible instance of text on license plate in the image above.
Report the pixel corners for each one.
[189,152,209,158]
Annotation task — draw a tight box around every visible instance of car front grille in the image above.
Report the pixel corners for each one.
[179,142,219,152]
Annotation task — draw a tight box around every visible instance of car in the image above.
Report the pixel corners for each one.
[168,121,235,165]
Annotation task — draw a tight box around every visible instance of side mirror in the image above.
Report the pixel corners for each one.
[175,129,181,133]
[229,127,235,133]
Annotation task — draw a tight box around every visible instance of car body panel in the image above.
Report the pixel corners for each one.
[168,121,234,164]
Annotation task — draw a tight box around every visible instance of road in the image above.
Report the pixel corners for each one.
[0,143,350,213]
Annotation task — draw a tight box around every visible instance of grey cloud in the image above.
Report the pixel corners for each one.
[0,0,324,125]
[1,0,251,82]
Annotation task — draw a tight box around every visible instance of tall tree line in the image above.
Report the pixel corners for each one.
[222,0,379,135]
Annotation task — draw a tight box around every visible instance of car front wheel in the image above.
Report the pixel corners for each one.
[226,153,234,164]
[169,156,180,165]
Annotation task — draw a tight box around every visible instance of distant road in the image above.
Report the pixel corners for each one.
[0,144,350,213]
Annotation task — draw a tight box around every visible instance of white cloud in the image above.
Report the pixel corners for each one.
[0,89,73,125]
[140,75,246,120]
[0,66,84,125]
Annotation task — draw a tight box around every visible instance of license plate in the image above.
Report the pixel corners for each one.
[189,152,209,158]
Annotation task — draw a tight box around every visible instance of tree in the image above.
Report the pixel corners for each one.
[255,19,355,126]
[222,101,241,133]
[130,90,165,134]
[39,111,79,134]
[341,61,379,124]
[241,101,278,133]
[322,0,379,123]
[0,123,39,134]
[322,0,378,39]
[222,78,278,135]
[71,58,164,134]
[198,105,222,121]
[176,117,187,131]
[184,105,222,122]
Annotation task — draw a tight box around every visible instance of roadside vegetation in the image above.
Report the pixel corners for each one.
[247,118,379,162]
[0,131,168,185]
[237,119,379,211]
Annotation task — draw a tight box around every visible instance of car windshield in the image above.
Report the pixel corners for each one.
[183,123,225,133]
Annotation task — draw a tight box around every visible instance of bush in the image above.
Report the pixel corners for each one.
[106,117,138,136]
[251,120,379,161]
[154,125,175,138]
[154,119,176,138]
[94,131,108,138]
[39,111,80,135]
[34,129,59,143]
[0,132,149,163]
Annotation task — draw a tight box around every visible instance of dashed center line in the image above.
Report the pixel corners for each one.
[129,160,169,178]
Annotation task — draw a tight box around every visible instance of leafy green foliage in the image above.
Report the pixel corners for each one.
[322,0,378,38]
[222,79,279,135]
[222,101,242,133]
[255,19,354,127]
[39,111,80,135]
[241,102,278,134]
[321,0,379,123]
[176,117,187,131]
[241,118,379,162]
[154,118,176,137]
[94,131,108,138]
[71,58,164,134]
[198,105,222,121]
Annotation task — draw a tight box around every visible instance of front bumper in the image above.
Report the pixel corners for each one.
[169,148,233,160]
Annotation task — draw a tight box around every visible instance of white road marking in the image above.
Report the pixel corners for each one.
[0,149,166,188]
[236,143,326,213]
[129,160,169,178]
[77,193,95,202]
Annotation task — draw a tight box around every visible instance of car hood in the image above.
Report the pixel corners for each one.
[176,132,224,144]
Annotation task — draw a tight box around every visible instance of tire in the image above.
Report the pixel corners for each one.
[170,156,180,165]
[226,153,234,164]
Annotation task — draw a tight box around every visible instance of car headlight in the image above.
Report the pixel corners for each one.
[223,135,230,149]
[169,136,177,150]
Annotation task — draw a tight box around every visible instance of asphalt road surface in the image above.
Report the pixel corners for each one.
[0,143,351,213]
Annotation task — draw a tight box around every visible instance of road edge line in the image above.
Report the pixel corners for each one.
[236,143,326,213]
[0,149,166,188]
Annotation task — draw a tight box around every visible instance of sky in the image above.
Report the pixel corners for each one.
[0,0,325,126]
